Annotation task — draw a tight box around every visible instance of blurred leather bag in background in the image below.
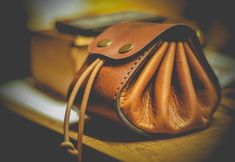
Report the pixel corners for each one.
[31,30,92,96]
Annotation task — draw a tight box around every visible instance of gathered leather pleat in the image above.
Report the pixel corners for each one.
[119,41,219,134]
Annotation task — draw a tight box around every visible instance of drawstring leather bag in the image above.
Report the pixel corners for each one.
[42,22,220,162]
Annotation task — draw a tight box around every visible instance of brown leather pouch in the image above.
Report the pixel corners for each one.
[59,22,221,160]
[31,22,221,160]
[73,22,220,131]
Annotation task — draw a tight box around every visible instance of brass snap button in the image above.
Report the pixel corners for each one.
[97,39,112,47]
[119,43,133,54]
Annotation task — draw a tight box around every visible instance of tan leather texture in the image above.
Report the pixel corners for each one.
[89,23,175,60]
[80,22,220,134]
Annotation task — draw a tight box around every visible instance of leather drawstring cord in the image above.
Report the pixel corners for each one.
[60,58,104,162]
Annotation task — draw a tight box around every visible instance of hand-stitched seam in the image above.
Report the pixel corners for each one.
[113,55,143,104]
[113,41,162,106]
[113,51,150,105]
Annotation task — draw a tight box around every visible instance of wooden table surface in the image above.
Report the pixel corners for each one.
[1,89,235,162]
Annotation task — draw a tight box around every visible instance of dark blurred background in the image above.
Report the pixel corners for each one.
[0,0,235,162]
[1,0,235,83]
[0,0,30,83]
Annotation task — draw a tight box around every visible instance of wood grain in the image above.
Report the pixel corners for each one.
[1,96,234,162]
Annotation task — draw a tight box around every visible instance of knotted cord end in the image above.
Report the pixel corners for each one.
[60,141,79,155]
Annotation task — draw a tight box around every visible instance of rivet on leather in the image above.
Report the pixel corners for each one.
[119,43,133,54]
[97,39,112,47]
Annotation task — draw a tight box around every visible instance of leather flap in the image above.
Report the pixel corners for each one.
[88,21,197,60]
